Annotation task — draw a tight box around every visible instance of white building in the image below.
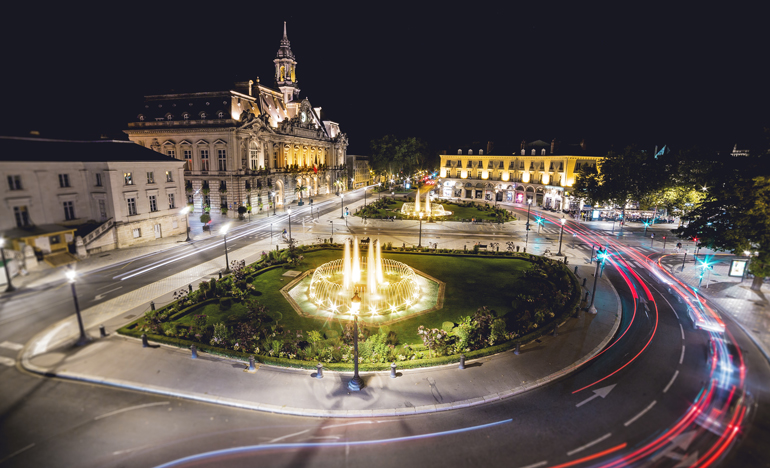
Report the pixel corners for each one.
[0,136,186,262]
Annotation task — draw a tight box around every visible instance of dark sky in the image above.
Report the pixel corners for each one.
[3,4,767,155]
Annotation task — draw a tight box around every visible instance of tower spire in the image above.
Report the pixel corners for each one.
[274,22,299,103]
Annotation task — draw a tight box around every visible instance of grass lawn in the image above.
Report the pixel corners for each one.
[167,250,540,345]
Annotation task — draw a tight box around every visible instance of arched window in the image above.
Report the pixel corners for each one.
[216,111,224,118]
[182,113,189,120]
[479,149,484,155]
[531,149,536,155]
[468,149,473,155]
[138,114,145,121]
[457,149,462,155]
[541,148,546,155]
[165,113,173,121]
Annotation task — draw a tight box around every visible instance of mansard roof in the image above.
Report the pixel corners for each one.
[0,136,180,163]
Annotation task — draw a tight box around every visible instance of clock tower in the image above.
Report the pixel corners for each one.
[274,22,299,104]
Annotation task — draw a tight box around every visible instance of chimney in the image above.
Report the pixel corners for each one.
[441,150,447,155]
[551,138,556,155]
[487,141,495,155]
[521,140,527,151]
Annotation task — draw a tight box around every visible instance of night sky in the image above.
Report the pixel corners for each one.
[3,4,767,155]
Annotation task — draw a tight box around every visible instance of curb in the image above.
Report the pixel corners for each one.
[20,269,624,418]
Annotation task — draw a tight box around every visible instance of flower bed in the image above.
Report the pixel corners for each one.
[118,248,580,370]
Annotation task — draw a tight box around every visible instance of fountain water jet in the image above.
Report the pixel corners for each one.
[352,237,361,283]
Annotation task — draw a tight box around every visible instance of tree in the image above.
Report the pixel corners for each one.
[676,157,770,290]
[369,135,435,178]
[573,145,666,221]
[294,184,308,199]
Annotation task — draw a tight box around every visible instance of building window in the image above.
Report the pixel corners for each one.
[95,173,102,186]
[50,235,61,245]
[124,172,133,185]
[127,197,137,215]
[166,149,175,158]
[149,195,158,212]
[63,201,75,220]
[183,113,189,120]
[217,111,224,118]
[218,149,226,171]
[168,193,176,209]
[184,150,192,170]
[7,175,22,190]
[133,228,141,238]
[200,149,210,171]
[165,171,173,182]
[59,174,70,188]
[147,172,155,184]
[13,206,30,227]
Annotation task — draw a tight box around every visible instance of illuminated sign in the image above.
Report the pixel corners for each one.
[728,259,748,277]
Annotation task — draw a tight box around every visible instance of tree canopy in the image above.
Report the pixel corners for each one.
[369,135,435,177]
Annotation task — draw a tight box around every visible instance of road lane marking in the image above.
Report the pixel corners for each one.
[0,341,23,351]
[0,443,35,464]
[680,345,685,364]
[663,370,679,393]
[679,323,684,340]
[93,287,123,301]
[624,400,657,426]
[265,429,310,444]
[518,462,547,468]
[94,401,169,420]
[567,432,613,456]
[0,356,16,366]
[576,384,616,407]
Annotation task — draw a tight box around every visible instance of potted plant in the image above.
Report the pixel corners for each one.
[201,182,210,196]
[200,212,211,230]
[237,205,247,220]
[221,205,228,215]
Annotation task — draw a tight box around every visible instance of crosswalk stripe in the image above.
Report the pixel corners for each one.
[0,341,23,351]
[0,356,16,367]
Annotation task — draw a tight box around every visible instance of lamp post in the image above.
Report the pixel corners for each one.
[348,291,364,391]
[329,220,334,241]
[0,238,15,293]
[271,191,277,216]
[221,223,232,273]
[587,248,607,314]
[378,182,382,199]
[270,223,273,243]
[180,207,192,242]
[557,217,566,256]
[525,199,532,250]
[340,193,345,219]
[287,208,293,243]
[364,185,367,206]
[418,212,424,248]
[65,269,89,346]
[495,188,500,207]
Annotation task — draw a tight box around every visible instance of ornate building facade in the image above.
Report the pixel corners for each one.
[439,140,603,211]
[124,23,348,217]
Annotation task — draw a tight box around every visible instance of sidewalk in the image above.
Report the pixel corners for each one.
[20,218,623,417]
[660,253,770,356]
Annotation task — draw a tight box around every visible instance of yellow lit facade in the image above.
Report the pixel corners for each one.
[438,144,602,210]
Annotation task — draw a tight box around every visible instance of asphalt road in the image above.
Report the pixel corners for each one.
[1,192,768,468]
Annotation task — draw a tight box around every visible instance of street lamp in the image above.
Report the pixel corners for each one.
[180,206,192,242]
[348,290,364,391]
[378,182,382,199]
[535,216,544,234]
[287,208,293,243]
[364,185,367,206]
[494,188,500,207]
[221,223,232,273]
[587,248,608,314]
[418,212,424,248]
[643,221,650,236]
[0,238,15,292]
[65,269,89,346]
[271,191,277,216]
[339,193,345,219]
[525,199,532,250]
[557,217,566,256]
[329,220,334,242]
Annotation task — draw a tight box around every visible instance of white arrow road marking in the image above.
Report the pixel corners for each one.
[651,430,697,462]
[0,341,23,351]
[93,287,122,301]
[0,356,16,367]
[673,451,699,468]
[576,384,616,407]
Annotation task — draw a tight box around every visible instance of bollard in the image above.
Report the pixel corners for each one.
[316,362,323,379]
[188,284,193,292]
[390,362,397,378]
[553,323,559,337]
[141,333,149,348]
[517,246,520,252]
[514,342,521,355]
[150,301,156,311]
[464,244,467,251]
[219,271,222,279]
[99,325,107,338]
[249,355,256,372]
[582,278,587,287]
[574,266,578,274]
[523,247,526,253]
[584,291,590,302]
[459,354,466,369]
[191,345,198,359]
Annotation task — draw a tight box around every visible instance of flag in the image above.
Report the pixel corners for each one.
[313,164,318,173]
[655,145,668,159]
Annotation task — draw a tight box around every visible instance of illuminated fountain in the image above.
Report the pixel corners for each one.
[401,190,452,217]
[308,237,423,318]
